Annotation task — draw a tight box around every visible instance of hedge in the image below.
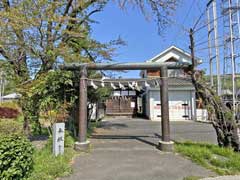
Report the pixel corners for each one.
[0,107,19,119]
[0,120,23,136]
[0,135,34,180]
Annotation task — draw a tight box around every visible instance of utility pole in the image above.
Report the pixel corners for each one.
[189,28,198,122]
[189,28,195,71]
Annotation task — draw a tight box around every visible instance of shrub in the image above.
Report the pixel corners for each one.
[64,131,75,148]
[0,135,34,180]
[0,101,20,110]
[0,107,19,119]
[0,120,23,136]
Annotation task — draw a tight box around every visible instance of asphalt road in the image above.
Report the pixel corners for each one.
[62,118,217,180]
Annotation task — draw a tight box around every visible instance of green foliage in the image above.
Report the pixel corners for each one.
[0,0,177,138]
[64,131,76,148]
[0,60,17,94]
[27,133,76,180]
[175,141,240,175]
[0,120,23,136]
[87,121,101,137]
[0,101,20,110]
[0,0,123,80]
[224,111,233,122]
[204,75,240,91]
[0,135,34,180]
[18,70,77,133]
[88,87,112,103]
[183,176,202,180]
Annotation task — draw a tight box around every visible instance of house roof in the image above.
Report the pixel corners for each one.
[168,77,193,86]
[146,45,202,64]
[2,93,22,99]
[140,46,202,77]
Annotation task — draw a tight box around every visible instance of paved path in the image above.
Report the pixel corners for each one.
[62,118,217,180]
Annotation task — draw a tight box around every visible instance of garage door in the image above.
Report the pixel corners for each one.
[152,91,191,121]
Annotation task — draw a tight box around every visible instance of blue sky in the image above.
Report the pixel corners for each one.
[91,0,218,78]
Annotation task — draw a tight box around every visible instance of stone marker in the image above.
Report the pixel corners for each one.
[53,123,65,156]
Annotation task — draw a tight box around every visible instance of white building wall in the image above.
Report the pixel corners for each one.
[147,88,196,121]
[145,89,150,118]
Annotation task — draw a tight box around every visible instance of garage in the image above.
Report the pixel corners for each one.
[143,78,196,121]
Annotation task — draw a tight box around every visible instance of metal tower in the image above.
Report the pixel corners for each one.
[207,0,222,95]
[222,0,240,117]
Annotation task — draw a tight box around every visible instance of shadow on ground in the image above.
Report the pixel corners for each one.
[61,118,217,180]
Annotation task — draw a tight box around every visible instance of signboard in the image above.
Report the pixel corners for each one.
[53,123,65,156]
[131,102,135,108]
[113,91,121,96]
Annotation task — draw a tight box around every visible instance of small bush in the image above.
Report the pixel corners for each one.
[0,101,20,110]
[0,107,19,119]
[64,131,75,148]
[0,135,34,180]
[0,120,23,136]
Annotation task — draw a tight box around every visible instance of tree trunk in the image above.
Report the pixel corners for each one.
[23,116,30,136]
[191,70,240,151]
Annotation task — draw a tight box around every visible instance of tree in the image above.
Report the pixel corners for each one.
[189,29,240,151]
[0,0,125,81]
[0,0,178,133]
[0,0,122,133]
[0,0,177,80]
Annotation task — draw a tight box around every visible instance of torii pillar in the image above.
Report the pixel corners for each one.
[74,67,90,152]
[158,66,174,152]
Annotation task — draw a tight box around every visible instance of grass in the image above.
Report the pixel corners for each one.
[87,120,101,137]
[183,176,202,180]
[175,141,240,175]
[27,133,77,180]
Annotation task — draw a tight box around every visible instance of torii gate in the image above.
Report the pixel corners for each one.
[60,62,190,152]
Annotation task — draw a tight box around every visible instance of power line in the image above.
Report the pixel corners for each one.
[195,43,225,51]
[195,35,225,47]
[170,0,198,45]
[193,5,208,30]
[193,14,225,33]
[182,0,198,25]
